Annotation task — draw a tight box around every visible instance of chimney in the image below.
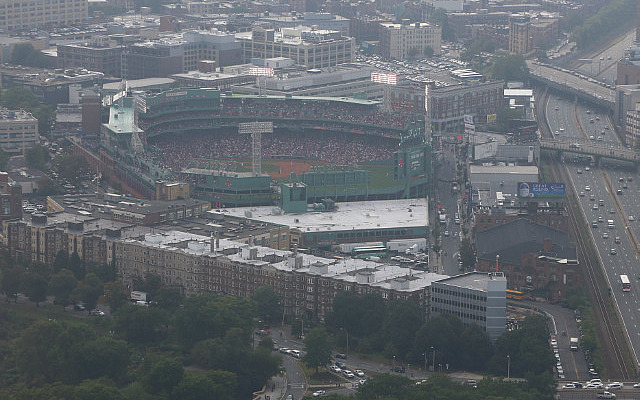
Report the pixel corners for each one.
[543,238,553,253]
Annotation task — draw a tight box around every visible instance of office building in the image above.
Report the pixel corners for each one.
[430,271,506,340]
[379,22,442,60]
[57,38,125,78]
[0,0,88,32]
[0,109,38,155]
[236,27,355,69]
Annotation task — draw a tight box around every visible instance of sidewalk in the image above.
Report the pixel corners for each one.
[259,373,287,400]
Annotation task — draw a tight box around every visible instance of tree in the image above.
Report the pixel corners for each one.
[154,286,183,310]
[74,380,126,400]
[459,238,475,270]
[303,326,332,373]
[115,303,167,345]
[252,285,281,324]
[36,176,62,196]
[1,265,23,302]
[87,261,117,283]
[382,300,423,359]
[11,43,52,68]
[53,250,69,274]
[103,280,130,312]
[57,154,90,184]
[22,271,48,306]
[0,147,8,170]
[1,87,39,110]
[73,273,104,311]
[424,46,435,57]
[491,53,529,82]
[69,251,84,280]
[172,371,236,400]
[25,143,50,170]
[142,357,184,395]
[78,337,130,383]
[356,374,412,399]
[48,269,78,307]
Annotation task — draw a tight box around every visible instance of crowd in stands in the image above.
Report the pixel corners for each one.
[138,97,415,135]
[147,130,397,172]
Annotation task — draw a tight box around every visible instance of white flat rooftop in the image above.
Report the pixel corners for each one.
[223,199,428,232]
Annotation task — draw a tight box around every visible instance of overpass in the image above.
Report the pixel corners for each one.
[528,61,615,111]
[540,138,640,165]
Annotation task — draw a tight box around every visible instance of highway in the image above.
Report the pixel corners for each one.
[529,62,615,104]
[574,28,636,85]
[545,94,639,377]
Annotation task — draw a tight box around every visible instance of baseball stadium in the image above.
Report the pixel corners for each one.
[78,88,431,207]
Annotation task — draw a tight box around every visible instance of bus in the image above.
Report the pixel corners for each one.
[506,289,525,300]
[621,274,631,292]
[352,245,388,259]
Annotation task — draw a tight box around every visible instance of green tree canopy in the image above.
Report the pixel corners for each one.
[48,268,78,307]
[21,270,48,306]
[141,357,184,395]
[172,371,236,400]
[1,265,23,302]
[490,54,529,82]
[73,273,104,310]
[252,285,281,324]
[10,43,52,68]
[56,154,90,185]
[25,143,50,171]
[303,326,332,373]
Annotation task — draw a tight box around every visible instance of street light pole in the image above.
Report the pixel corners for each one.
[507,354,511,379]
[423,352,427,372]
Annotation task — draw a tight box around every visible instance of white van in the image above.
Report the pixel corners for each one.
[607,220,615,229]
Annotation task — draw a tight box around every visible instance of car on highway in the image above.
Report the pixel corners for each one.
[599,199,604,206]
[579,191,585,197]
[335,353,347,359]
[610,249,617,255]
[286,395,293,400]
[585,382,604,389]
[633,382,640,388]
[603,232,609,239]
[592,222,598,228]
[444,230,450,237]
[586,166,591,171]
[605,382,623,390]
[629,216,635,221]
[562,383,577,389]
[312,390,326,397]
[592,204,598,210]
[596,392,616,399]
[610,208,616,214]
[585,185,591,191]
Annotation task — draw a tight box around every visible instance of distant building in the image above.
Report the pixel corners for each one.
[379,22,442,60]
[475,218,579,299]
[0,65,103,105]
[0,109,38,155]
[259,12,351,35]
[236,26,355,68]
[0,0,88,32]
[122,30,242,79]
[57,38,125,78]
[430,271,506,340]
[508,14,559,55]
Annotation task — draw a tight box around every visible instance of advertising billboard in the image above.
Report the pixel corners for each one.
[517,182,566,198]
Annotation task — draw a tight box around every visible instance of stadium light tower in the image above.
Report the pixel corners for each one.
[250,66,275,96]
[238,121,273,176]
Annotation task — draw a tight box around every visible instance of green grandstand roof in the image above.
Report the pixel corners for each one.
[104,97,143,134]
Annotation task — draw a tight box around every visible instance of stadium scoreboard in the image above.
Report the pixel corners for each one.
[394,145,429,180]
